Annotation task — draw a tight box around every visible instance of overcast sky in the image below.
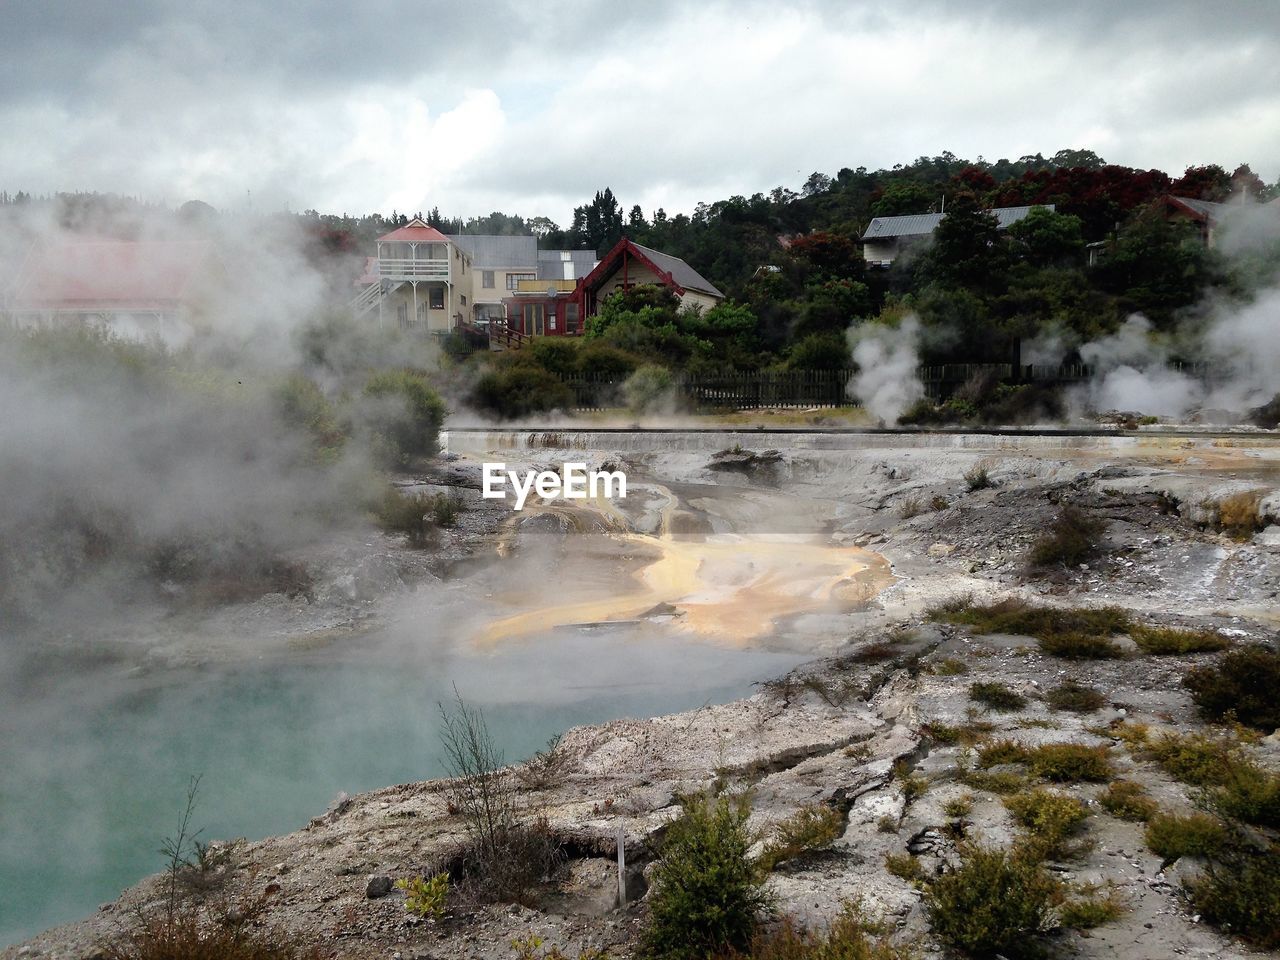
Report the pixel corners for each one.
[3,0,1278,225]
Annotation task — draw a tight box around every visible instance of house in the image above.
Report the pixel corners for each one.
[352,217,599,336]
[576,238,723,316]
[353,218,472,332]
[501,249,598,337]
[1158,195,1228,248]
[859,205,1055,267]
[2,237,215,339]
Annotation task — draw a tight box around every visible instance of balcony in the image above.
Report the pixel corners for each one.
[514,278,577,295]
[374,257,450,282]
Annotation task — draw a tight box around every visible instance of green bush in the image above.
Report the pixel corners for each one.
[470,365,575,421]
[1027,505,1107,568]
[1058,887,1125,929]
[963,464,994,491]
[1209,760,1280,828]
[623,364,676,414]
[1144,812,1230,860]
[1028,744,1113,783]
[1129,624,1229,655]
[1046,681,1107,712]
[930,598,1127,659]
[274,374,346,457]
[884,852,925,882]
[1144,731,1235,786]
[396,873,448,920]
[640,793,770,960]
[1187,846,1280,949]
[373,487,436,547]
[1183,645,1280,731]
[1099,781,1158,822]
[977,739,1031,767]
[969,682,1027,711]
[727,902,915,959]
[924,844,1059,958]
[362,369,446,465]
[758,804,845,873]
[1004,789,1089,859]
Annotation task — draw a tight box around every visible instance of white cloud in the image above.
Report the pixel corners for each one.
[0,1,1277,223]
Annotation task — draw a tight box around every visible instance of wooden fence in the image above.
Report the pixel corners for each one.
[557,362,1229,411]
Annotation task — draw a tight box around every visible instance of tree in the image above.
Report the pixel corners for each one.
[926,192,1006,289]
[1006,207,1085,267]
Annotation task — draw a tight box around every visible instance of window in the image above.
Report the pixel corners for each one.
[461,295,467,306]
[506,272,536,290]
[566,303,580,333]
[429,286,445,310]
[482,270,495,288]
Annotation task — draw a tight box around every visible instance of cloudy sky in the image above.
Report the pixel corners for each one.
[3,0,1278,225]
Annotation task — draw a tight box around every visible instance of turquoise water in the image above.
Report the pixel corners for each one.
[0,631,802,946]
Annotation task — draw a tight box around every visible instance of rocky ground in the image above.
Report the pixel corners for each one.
[8,430,1280,960]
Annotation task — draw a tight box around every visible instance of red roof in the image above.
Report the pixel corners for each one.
[376,217,451,244]
[10,238,210,308]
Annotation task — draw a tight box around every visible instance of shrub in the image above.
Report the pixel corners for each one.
[1058,887,1126,929]
[728,902,915,960]
[884,852,925,882]
[1028,744,1113,783]
[1099,781,1158,822]
[931,657,969,676]
[1036,630,1125,660]
[362,369,446,465]
[969,682,1027,711]
[1027,505,1107,569]
[1187,846,1280,949]
[1004,789,1089,858]
[1209,760,1280,828]
[438,692,562,904]
[396,873,448,921]
[898,496,924,519]
[1145,731,1234,786]
[1214,490,1266,540]
[103,910,318,960]
[1129,624,1229,655]
[640,793,770,960]
[471,365,575,421]
[1183,645,1280,730]
[923,844,1059,958]
[623,364,677,414]
[430,492,464,528]
[930,495,950,511]
[961,769,1030,795]
[1144,812,1230,860]
[943,794,975,818]
[274,373,346,456]
[894,761,929,803]
[758,804,844,872]
[977,739,1031,768]
[1046,681,1107,713]
[374,487,436,547]
[963,463,994,491]
[931,598,1127,659]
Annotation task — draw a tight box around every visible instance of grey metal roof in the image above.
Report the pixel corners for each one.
[447,234,537,269]
[1170,197,1227,219]
[536,249,597,281]
[860,204,1055,241]
[629,241,724,297]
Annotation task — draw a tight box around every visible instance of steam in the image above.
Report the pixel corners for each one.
[846,316,925,425]
[1073,315,1201,417]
